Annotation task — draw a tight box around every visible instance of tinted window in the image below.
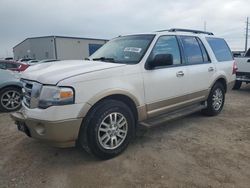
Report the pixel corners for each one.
[180,36,203,64]
[149,35,181,65]
[206,37,233,62]
[197,38,209,62]
[0,62,6,69]
[6,63,19,69]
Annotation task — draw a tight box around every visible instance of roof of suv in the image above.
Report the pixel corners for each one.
[124,28,217,38]
[156,28,214,35]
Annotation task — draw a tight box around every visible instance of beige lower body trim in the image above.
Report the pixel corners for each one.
[11,111,82,148]
[145,90,209,118]
[137,105,147,121]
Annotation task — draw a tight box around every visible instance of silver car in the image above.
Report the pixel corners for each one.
[0,69,22,112]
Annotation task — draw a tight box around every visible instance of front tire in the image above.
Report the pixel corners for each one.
[202,82,225,116]
[79,99,135,160]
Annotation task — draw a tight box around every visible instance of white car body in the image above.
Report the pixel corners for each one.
[11,30,236,149]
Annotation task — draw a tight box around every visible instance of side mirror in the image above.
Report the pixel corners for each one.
[147,54,173,69]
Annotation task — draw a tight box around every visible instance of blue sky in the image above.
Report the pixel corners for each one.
[0,0,249,58]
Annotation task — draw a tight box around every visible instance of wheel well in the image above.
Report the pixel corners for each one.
[0,85,22,92]
[94,94,138,122]
[216,78,227,92]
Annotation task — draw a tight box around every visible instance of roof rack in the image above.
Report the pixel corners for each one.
[156,28,214,35]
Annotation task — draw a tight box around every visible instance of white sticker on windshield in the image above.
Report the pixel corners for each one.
[124,47,142,53]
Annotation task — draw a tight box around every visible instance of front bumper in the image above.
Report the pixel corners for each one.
[11,110,83,148]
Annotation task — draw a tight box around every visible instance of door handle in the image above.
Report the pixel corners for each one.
[208,67,214,72]
[176,71,184,77]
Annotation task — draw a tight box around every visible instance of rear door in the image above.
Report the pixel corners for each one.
[179,36,215,99]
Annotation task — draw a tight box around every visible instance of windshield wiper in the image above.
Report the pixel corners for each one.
[92,57,116,63]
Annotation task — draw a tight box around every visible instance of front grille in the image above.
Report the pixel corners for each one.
[21,79,42,108]
[22,79,33,108]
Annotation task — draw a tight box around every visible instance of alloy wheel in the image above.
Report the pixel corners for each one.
[1,90,21,111]
[212,88,223,111]
[98,112,128,150]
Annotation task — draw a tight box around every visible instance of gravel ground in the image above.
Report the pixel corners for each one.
[1,84,250,188]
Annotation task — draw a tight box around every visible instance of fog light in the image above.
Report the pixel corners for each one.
[35,123,45,135]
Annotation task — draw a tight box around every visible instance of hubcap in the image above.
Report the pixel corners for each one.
[1,90,21,110]
[98,112,128,150]
[212,88,223,111]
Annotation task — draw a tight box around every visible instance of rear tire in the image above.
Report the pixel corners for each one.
[78,99,135,160]
[202,82,225,116]
[232,80,242,90]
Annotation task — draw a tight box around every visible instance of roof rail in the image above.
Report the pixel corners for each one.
[157,28,214,35]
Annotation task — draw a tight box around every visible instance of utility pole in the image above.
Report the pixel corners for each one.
[204,21,207,32]
[245,17,249,53]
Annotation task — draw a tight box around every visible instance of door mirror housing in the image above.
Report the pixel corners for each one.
[146,54,173,69]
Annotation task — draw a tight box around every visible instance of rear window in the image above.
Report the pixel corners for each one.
[206,37,233,62]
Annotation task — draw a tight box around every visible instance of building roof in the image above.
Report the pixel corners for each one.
[13,35,109,49]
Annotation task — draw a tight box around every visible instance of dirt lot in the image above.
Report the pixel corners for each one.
[1,85,250,188]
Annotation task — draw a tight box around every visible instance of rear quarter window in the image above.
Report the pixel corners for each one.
[206,37,233,62]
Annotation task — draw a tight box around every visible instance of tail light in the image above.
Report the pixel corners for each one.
[232,61,238,75]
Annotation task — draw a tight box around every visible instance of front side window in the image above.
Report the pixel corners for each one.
[90,35,155,64]
[180,36,203,64]
[148,35,181,65]
[206,37,233,62]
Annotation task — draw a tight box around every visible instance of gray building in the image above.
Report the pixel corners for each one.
[13,36,108,60]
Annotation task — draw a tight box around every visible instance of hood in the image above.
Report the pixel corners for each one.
[21,60,126,85]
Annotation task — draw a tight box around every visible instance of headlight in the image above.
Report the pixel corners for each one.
[38,86,74,109]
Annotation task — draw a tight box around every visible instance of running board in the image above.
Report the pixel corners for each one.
[140,103,207,128]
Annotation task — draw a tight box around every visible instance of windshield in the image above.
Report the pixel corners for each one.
[90,34,155,64]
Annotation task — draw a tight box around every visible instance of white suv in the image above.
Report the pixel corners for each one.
[11,28,236,159]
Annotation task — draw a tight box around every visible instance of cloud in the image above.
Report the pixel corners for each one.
[0,0,249,57]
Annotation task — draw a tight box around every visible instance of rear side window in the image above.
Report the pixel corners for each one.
[206,37,233,62]
[180,36,203,64]
[197,38,210,62]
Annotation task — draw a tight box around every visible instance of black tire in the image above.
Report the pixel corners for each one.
[78,99,135,160]
[202,82,225,116]
[232,80,242,90]
[0,87,22,112]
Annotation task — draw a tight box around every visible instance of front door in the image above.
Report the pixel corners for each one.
[142,35,188,118]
